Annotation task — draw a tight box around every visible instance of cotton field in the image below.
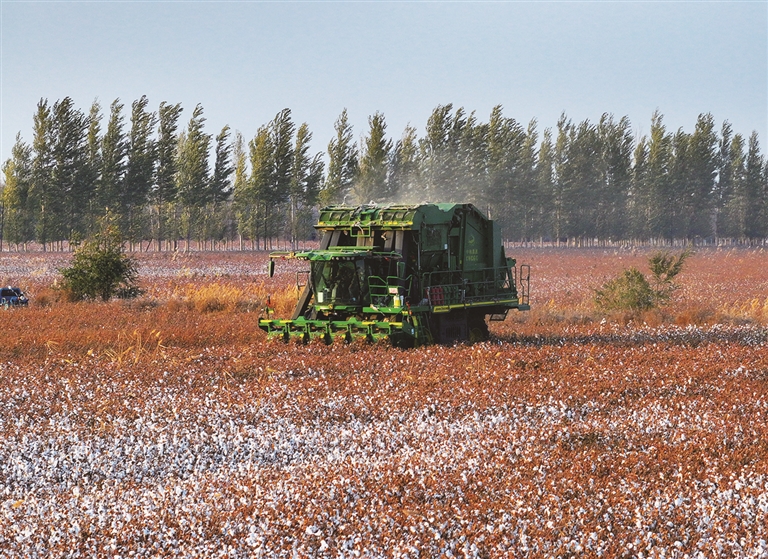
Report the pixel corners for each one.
[0,249,767,557]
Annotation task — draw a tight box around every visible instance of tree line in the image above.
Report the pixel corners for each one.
[2,98,766,251]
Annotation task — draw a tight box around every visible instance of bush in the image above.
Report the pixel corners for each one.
[595,249,692,313]
[594,267,656,312]
[60,216,140,301]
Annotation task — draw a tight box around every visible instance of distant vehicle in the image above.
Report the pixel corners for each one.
[1,286,29,308]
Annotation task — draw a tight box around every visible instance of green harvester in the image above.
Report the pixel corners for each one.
[259,203,530,346]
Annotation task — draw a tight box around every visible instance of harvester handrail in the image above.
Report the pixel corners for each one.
[367,274,413,306]
[422,265,518,308]
[516,264,531,306]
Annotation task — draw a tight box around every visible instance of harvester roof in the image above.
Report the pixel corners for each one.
[316,203,486,231]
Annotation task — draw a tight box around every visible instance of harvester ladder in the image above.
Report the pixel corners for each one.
[517,264,530,306]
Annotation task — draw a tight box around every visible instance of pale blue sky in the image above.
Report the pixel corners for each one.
[1,1,766,165]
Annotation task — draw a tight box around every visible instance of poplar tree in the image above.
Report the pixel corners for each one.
[321,109,358,205]
[211,125,234,206]
[176,117,212,246]
[248,125,274,248]
[289,123,323,247]
[714,121,734,237]
[560,119,601,239]
[124,95,157,241]
[420,104,460,201]
[51,97,89,243]
[83,100,102,232]
[457,110,489,204]
[446,107,468,199]
[290,123,312,245]
[154,101,183,249]
[518,119,539,241]
[2,134,34,248]
[645,111,673,240]
[597,114,633,240]
[744,132,765,240]
[231,131,256,247]
[261,109,294,244]
[535,128,555,241]
[630,136,650,239]
[389,124,420,202]
[206,125,235,244]
[720,133,746,238]
[667,129,690,239]
[355,112,392,203]
[552,113,571,243]
[176,104,211,209]
[486,106,525,237]
[305,153,324,221]
[99,99,127,216]
[684,113,718,238]
[270,108,294,208]
[30,99,55,248]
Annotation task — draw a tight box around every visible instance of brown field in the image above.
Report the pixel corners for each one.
[1,248,767,557]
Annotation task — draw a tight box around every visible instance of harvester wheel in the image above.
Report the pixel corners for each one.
[389,333,415,349]
[468,314,490,342]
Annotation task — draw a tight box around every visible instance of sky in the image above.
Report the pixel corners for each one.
[1,0,766,166]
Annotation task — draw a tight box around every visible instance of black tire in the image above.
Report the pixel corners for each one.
[468,312,489,342]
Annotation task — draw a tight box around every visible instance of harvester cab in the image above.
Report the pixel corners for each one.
[259,203,530,346]
[315,258,362,306]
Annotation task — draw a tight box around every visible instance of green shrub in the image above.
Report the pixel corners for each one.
[595,248,692,313]
[594,267,656,312]
[60,216,140,301]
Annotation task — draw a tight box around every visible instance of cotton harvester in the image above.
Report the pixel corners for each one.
[258,203,530,346]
